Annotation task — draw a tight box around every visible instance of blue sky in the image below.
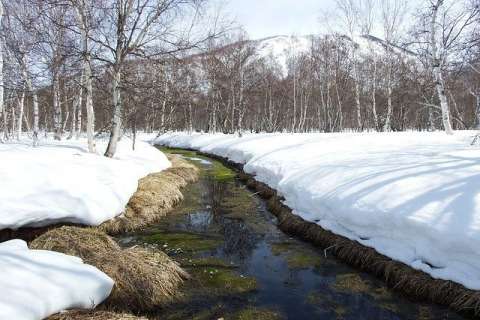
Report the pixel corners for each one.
[222,0,425,40]
[223,0,332,39]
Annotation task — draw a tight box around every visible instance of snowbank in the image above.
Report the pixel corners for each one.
[0,239,113,320]
[0,136,170,230]
[156,131,480,290]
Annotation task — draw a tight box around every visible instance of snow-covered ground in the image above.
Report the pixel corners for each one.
[0,136,170,230]
[156,131,480,290]
[0,239,113,320]
[0,136,169,319]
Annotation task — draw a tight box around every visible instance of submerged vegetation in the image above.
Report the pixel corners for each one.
[143,231,223,253]
[113,148,463,320]
[270,241,324,269]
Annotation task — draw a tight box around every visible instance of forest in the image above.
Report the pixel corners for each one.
[0,0,478,157]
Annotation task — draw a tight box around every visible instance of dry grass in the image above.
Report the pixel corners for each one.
[31,226,189,313]
[237,161,480,317]
[99,155,199,235]
[47,311,148,320]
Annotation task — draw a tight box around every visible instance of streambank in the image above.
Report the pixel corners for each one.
[26,154,199,319]
[160,146,479,318]
[122,147,464,320]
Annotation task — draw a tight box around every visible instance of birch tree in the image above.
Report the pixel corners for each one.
[71,0,95,152]
[0,1,4,142]
[419,0,477,134]
[381,0,407,131]
[336,0,363,130]
[93,0,219,157]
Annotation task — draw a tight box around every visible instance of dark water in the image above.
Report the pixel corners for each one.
[119,148,465,320]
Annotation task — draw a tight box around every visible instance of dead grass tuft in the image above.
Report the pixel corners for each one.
[100,155,199,234]
[47,311,148,320]
[31,226,189,313]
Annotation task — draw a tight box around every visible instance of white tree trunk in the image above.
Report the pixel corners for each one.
[372,58,378,130]
[83,48,95,152]
[475,93,480,129]
[76,90,82,139]
[32,92,39,145]
[0,1,4,140]
[188,103,193,134]
[430,0,453,135]
[68,94,78,139]
[53,73,62,140]
[383,63,393,132]
[16,92,25,140]
[105,67,122,157]
[23,60,39,146]
[75,1,95,151]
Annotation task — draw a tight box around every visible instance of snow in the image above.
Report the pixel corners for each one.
[252,34,415,77]
[254,35,312,75]
[0,239,113,320]
[156,131,480,290]
[0,136,170,230]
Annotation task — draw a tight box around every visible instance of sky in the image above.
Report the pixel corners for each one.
[222,0,425,40]
[223,0,334,39]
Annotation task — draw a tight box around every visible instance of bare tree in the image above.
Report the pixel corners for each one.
[381,0,408,131]
[336,0,363,130]
[72,0,95,152]
[89,0,220,157]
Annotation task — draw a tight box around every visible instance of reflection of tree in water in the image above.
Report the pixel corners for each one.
[206,176,257,258]
[183,211,213,233]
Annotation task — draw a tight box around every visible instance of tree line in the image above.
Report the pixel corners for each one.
[0,0,479,158]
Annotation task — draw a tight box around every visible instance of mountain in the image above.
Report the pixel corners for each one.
[245,34,416,76]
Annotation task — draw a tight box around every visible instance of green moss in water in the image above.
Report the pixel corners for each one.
[332,273,371,294]
[232,307,283,320]
[286,253,324,269]
[417,306,435,320]
[182,256,238,269]
[159,146,198,158]
[222,186,257,214]
[143,232,223,252]
[175,183,203,215]
[271,242,324,269]
[270,242,295,256]
[332,274,402,314]
[162,303,226,320]
[306,292,348,318]
[207,160,236,182]
[370,286,393,301]
[191,267,257,294]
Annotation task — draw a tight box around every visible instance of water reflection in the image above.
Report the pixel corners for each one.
[126,150,467,320]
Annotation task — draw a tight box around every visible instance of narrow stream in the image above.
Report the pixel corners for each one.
[119,148,465,320]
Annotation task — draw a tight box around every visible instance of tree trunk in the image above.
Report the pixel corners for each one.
[68,93,78,139]
[383,63,393,132]
[430,0,453,135]
[372,58,378,130]
[75,3,95,151]
[84,58,95,151]
[53,73,62,140]
[188,103,193,134]
[0,1,3,142]
[352,50,362,130]
[475,93,480,129]
[32,92,39,146]
[105,67,122,157]
[16,91,25,140]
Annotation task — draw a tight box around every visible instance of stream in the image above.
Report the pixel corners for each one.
[118,147,465,320]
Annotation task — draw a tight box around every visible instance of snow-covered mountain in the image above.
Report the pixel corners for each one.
[178,34,417,81]
[244,34,416,76]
